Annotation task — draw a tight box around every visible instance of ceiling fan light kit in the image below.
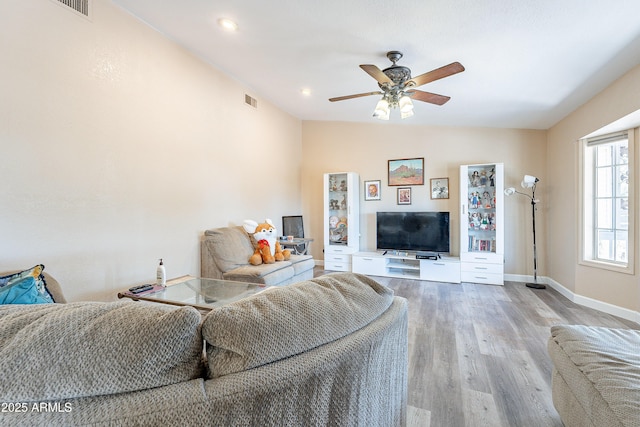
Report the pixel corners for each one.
[399,95,414,112]
[373,99,390,120]
[400,108,414,119]
[329,51,464,120]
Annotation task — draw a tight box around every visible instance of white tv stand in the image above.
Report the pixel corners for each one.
[351,251,461,284]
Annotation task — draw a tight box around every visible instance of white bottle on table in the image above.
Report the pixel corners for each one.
[156,258,166,286]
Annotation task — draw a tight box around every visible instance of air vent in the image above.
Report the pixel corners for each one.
[245,94,257,108]
[51,0,91,19]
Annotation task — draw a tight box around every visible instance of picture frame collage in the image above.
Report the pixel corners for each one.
[364,157,449,205]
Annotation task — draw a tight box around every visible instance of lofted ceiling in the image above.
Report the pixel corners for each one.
[111,0,640,129]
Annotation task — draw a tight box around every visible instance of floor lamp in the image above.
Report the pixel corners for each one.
[504,175,546,289]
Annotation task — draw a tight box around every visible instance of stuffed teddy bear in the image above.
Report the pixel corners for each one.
[243,219,291,265]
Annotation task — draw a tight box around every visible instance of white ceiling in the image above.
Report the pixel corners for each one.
[111,0,640,129]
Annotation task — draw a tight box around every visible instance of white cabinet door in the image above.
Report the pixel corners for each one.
[420,259,461,283]
[352,253,386,276]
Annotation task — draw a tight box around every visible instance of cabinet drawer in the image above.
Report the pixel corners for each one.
[461,252,503,264]
[324,260,351,272]
[352,256,385,276]
[461,262,503,275]
[325,246,355,255]
[461,271,503,285]
[420,260,461,283]
[325,254,351,263]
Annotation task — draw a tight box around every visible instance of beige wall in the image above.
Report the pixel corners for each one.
[548,64,640,314]
[0,0,302,301]
[301,121,547,276]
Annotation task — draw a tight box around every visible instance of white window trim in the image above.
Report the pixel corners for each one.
[578,128,635,275]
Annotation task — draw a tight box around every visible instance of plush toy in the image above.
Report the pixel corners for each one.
[243,219,291,265]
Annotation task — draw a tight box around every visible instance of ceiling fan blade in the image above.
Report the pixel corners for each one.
[406,90,451,105]
[406,62,465,88]
[359,64,393,85]
[329,91,383,102]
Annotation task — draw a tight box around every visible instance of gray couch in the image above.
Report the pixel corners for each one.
[548,324,640,427]
[0,273,408,426]
[201,225,315,286]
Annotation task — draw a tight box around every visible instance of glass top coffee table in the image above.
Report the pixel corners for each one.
[117,276,265,311]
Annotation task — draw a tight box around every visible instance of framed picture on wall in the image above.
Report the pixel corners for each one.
[397,187,411,205]
[430,177,449,199]
[388,158,424,186]
[364,180,381,201]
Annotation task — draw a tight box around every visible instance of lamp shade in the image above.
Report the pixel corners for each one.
[373,99,390,120]
[521,175,539,188]
[400,108,414,119]
[399,95,414,113]
[504,187,516,196]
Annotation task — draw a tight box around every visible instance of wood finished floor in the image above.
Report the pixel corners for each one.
[314,268,638,427]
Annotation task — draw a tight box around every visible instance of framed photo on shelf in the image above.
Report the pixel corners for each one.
[388,158,424,186]
[430,177,449,199]
[364,180,381,201]
[397,187,411,205]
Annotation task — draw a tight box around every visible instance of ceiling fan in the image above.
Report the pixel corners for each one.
[329,51,465,120]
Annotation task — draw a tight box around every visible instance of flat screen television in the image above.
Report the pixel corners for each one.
[376,211,450,253]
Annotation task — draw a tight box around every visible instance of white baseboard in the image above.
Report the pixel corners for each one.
[572,293,640,325]
[505,274,640,325]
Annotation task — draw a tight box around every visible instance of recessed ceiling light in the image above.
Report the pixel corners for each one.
[217,18,238,32]
[300,88,311,96]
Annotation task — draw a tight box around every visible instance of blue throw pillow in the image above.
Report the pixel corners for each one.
[0,276,54,304]
[0,265,55,304]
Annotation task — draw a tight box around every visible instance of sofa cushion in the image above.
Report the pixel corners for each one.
[204,226,255,273]
[549,325,640,427]
[201,272,394,378]
[287,254,315,276]
[0,301,203,401]
[0,265,54,304]
[223,262,294,285]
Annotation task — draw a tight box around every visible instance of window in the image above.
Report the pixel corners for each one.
[581,130,634,273]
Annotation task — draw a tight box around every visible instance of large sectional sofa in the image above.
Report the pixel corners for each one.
[201,225,315,286]
[0,272,408,426]
[548,324,640,427]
